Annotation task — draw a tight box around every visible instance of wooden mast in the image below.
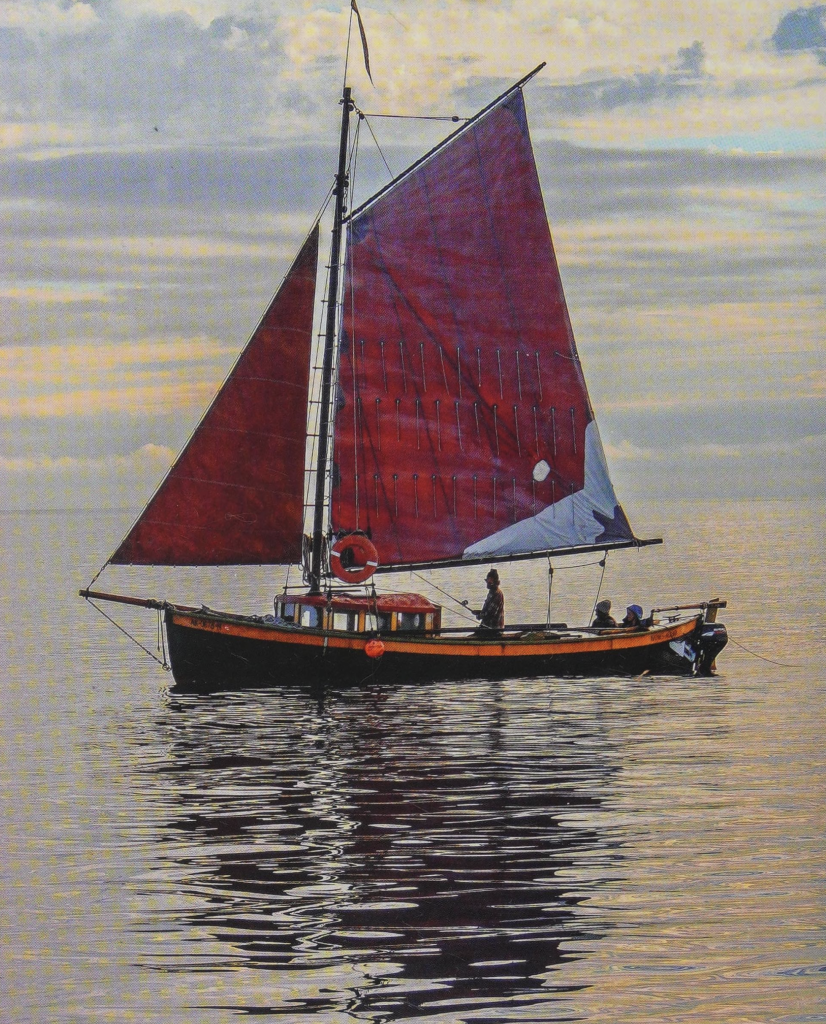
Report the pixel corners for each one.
[310,86,352,593]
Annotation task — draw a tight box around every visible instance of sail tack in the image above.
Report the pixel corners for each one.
[333,90,634,568]
[111,226,319,566]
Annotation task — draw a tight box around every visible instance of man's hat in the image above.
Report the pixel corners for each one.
[486,569,500,583]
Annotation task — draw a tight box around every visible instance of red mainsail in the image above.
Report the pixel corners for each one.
[111,226,319,565]
[332,90,632,567]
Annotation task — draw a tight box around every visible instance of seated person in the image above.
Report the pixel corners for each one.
[621,603,648,630]
[592,599,617,628]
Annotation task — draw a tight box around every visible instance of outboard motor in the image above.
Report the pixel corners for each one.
[694,621,728,675]
[692,600,728,674]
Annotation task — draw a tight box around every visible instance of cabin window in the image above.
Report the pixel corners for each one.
[333,612,357,631]
[399,612,424,631]
[279,601,296,622]
[299,605,320,628]
[375,613,391,632]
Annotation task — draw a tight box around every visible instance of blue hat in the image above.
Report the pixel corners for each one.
[628,604,643,617]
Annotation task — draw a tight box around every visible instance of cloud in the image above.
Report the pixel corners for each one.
[600,401,826,500]
[0,1,823,505]
[0,381,219,418]
[0,339,237,417]
[0,441,178,511]
[1,0,821,154]
[0,3,288,147]
[529,41,709,115]
[0,146,330,212]
[0,442,175,474]
[772,5,826,65]
[0,281,118,303]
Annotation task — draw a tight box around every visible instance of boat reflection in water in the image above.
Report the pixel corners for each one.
[136,679,621,1019]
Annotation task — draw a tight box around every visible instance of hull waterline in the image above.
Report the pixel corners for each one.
[164,606,727,691]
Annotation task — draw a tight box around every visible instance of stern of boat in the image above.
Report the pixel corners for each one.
[663,600,727,675]
[694,600,728,675]
[655,598,728,675]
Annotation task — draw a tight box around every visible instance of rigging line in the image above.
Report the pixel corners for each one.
[304,256,334,555]
[316,119,361,544]
[342,3,354,93]
[158,607,169,666]
[305,182,339,536]
[315,181,337,225]
[590,552,609,624]
[347,112,361,174]
[725,634,801,669]
[550,558,606,571]
[546,557,554,629]
[88,599,170,670]
[411,571,479,622]
[361,112,470,122]
[359,112,395,180]
[348,119,362,529]
[85,560,108,592]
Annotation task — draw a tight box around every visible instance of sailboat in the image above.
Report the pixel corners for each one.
[81,63,728,689]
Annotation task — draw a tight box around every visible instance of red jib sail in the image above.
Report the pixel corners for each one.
[333,90,634,567]
[111,226,319,566]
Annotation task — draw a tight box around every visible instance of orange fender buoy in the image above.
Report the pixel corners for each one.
[330,533,379,584]
[365,639,385,659]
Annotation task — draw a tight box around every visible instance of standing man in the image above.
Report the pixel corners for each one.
[476,569,505,633]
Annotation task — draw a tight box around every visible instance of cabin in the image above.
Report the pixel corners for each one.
[275,591,442,634]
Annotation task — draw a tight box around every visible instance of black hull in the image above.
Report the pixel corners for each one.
[165,609,725,692]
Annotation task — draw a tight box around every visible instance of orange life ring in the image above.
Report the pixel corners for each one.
[330,533,379,584]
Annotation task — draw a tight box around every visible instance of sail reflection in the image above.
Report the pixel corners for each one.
[136,679,619,1019]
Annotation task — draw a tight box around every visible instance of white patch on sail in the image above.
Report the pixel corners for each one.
[532,459,551,482]
[463,421,623,558]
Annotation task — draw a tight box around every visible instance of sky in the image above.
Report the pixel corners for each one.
[1,0,824,515]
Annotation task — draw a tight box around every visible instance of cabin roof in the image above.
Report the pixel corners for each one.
[280,591,440,613]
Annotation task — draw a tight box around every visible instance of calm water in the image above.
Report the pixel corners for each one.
[2,500,825,1022]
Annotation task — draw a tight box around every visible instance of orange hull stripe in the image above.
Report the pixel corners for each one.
[170,612,699,658]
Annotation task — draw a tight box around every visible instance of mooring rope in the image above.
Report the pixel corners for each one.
[725,633,799,669]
